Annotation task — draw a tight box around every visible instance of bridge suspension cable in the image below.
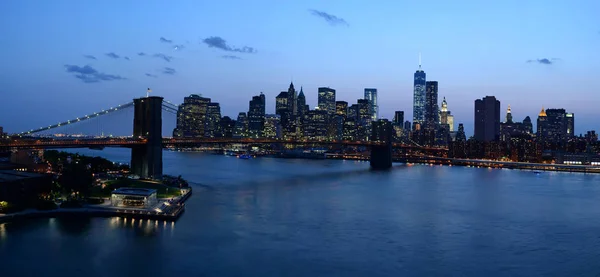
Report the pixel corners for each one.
[16,102,135,136]
[161,102,178,115]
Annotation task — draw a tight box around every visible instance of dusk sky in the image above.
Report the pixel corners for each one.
[1,0,599,136]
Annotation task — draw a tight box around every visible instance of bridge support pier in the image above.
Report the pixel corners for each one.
[370,120,393,170]
[131,96,163,179]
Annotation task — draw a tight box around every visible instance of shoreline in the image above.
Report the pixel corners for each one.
[0,187,192,224]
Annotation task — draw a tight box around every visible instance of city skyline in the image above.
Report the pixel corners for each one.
[1,1,600,136]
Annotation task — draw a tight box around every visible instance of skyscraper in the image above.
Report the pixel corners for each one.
[364,88,378,120]
[205,102,221,137]
[287,82,297,116]
[233,112,248,138]
[275,91,288,115]
[357,99,371,140]
[263,114,281,139]
[393,111,404,126]
[424,81,439,131]
[439,97,454,132]
[173,94,210,138]
[304,109,328,140]
[336,101,348,117]
[505,105,513,123]
[412,55,426,127]
[247,93,266,138]
[456,123,467,142]
[220,116,235,138]
[297,87,307,118]
[474,96,501,142]
[318,87,336,115]
[348,104,358,120]
[566,113,575,137]
[538,108,571,142]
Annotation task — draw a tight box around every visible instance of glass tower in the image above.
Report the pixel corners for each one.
[364,88,378,121]
[412,55,426,127]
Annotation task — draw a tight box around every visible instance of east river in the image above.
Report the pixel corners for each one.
[1,148,600,276]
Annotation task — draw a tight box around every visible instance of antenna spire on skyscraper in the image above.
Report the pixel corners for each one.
[418,52,422,69]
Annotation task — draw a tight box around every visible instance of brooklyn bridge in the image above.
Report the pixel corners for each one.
[0,96,448,179]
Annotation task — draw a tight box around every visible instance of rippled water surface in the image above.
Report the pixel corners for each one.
[2,149,600,277]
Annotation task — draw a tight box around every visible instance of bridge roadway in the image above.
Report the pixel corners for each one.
[0,137,448,152]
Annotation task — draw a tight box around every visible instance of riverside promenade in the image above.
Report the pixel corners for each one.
[0,187,192,224]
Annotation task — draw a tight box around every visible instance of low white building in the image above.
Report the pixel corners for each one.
[111,188,157,209]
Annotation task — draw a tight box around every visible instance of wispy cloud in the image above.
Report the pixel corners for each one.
[105,52,120,59]
[153,53,173,62]
[83,55,96,60]
[138,52,146,56]
[162,67,176,75]
[160,37,172,43]
[202,36,257,54]
[309,9,348,26]
[124,56,130,61]
[64,64,126,83]
[222,55,242,60]
[145,73,157,78]
[526,58,559,65]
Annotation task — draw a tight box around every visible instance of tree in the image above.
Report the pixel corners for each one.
[58,161,94,199]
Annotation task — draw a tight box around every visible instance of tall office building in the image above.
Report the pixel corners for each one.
[275,91,288,115]
[287,82,297,116]
[357,99,371,140]
[456,123,467,142]
[566,113,575,137]
[205,102,222,137]
[336,101,348,117]
[364,88,378,120]
[263,114,281,139]
[439,97,454,131]
[393,111,404,126]
[304,109,328,140]
[220,116,235,138]
[348,104,358,120]
[233,112,248,138]
[412,56,426,127]
[523,116,533,134]
[318,87,336,115]
[297,87,307,118]
[424,81,439,131]
[247,93,266,138]
[173,94,211,138]
[474,96,501,142]
[538,108,571,142]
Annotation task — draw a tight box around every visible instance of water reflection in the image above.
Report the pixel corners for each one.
[55,217,92,235]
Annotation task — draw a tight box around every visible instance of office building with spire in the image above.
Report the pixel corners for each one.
[297,87,307,118]
[500,105,532,142]
[537,108,572,142]
[439,97,453,132]
[412,54,426,129]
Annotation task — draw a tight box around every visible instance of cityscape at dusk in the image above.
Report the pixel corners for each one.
[1,1,600,136]
[3,1,600,276]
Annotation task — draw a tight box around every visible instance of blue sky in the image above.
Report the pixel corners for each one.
[1,0,599,136]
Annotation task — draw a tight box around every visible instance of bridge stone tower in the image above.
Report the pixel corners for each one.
[131,96,163,179]
[370,119,393,169]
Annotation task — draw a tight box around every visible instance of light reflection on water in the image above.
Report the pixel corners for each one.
[2,149,600,276]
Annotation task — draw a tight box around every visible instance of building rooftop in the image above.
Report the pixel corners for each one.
[0,170,47,182]
[112,187,157,197]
